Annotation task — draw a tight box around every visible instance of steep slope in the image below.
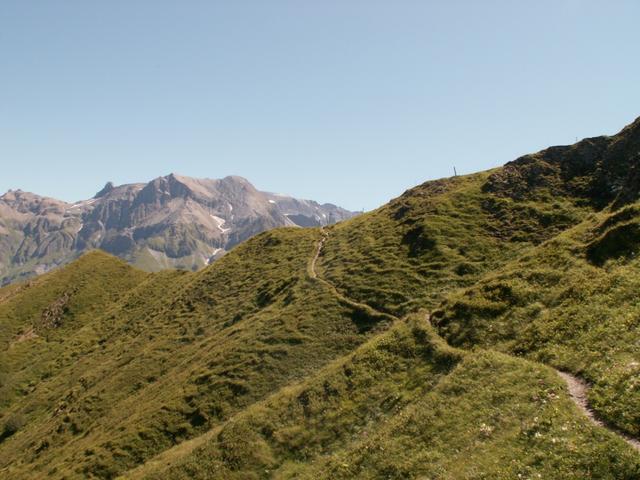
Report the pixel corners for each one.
[318,171,587,317]
[432,202,640,440]
[0,228,389,479]
[124,204,640,479]
[426,117,640,441]
[2,117,640,479]
[318,116,640,319]
[129,316,640,480]
[0,190,81,283]
[0,174,356,285]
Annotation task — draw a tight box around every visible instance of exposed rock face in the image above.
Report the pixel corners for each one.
[0,174,356,284]
[38,290,74,331]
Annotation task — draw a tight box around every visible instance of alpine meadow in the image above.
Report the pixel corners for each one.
[2,117,640,479]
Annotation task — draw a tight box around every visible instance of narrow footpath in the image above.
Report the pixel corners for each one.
[311,228,640,454]
[557,371,640,451]
[308,229,397,324]
[126,228,640,478]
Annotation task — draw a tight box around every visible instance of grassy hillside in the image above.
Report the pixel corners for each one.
[2,117,640,478]
[0,228,391,478]
[299,351,639,480]
[0,251,148,410]
[433,202,640,438]
[130,316,640,480]
[318,171,589,317]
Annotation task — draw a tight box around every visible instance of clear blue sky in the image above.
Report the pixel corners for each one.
[1,1,639,211]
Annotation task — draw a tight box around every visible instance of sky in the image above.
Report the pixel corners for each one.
[1,1,639,211]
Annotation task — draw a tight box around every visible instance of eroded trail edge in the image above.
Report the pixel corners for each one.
[556,371,640,451]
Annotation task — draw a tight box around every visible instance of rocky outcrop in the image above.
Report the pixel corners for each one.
[37,290,74,330]
[483,116,640,207]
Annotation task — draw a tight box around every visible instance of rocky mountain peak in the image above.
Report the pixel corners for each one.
[94,182,115,198]
[0,190,67,215]
[0,174,357,284]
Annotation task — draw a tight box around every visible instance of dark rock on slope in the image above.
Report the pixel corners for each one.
[484,116,640,207]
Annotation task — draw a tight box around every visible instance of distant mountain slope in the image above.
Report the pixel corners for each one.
[0,174,356,284]
[1,117,640,479]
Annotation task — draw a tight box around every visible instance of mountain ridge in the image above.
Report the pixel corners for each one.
[0,174,357,285]
[2,117,640,478]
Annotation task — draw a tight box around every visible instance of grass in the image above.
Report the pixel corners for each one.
[130,316,640,480]
[2,117,640,478]
[0,251,148,409]
[318,172,588,317]
[0,228,395,478]
[299,351,640,480]
[432,203,640,438]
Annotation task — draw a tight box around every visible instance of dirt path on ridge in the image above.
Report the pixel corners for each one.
[313,228,640,454]
[309,229,397,323]
[127,228,640,478]
[556,371,640,452]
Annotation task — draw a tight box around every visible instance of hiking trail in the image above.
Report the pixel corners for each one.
[312,228,640,453]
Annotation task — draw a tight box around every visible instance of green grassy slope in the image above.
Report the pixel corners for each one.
[0,251,149,410]
[318,116,640,320]
[427,117,640,440]
[433,202,640,438]
[1,117,640,479]
[131,316,640,480]
[0,228,390,478]
[297,352,640,480]
[318,171,589,317]
[127,315,640,479]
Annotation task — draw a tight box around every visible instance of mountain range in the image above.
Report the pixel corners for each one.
[1,117,640,479]
[0,174,356,285]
